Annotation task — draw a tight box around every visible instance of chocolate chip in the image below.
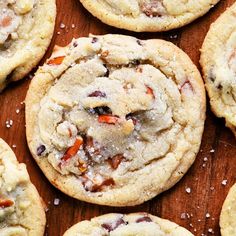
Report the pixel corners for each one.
[88,106,112,115]
[217,83,223,90]
[37,145,46,156]
[88,91,106,98]
[136,216,152,223]
[91,37,98,43]
[103,64,109,77]
[130,60,140,66]
[137,40,143,46]
[102,217,126,232]
[73,41,78,47]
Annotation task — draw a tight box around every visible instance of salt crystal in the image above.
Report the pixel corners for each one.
[53,198,60,206]
[185,187,191,194]
[222,180,227,186]
[60,23,65,29]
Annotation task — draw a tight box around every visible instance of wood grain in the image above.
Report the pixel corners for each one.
[0,0,236,235]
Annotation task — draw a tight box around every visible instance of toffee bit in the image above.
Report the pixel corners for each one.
[47,56,65,66]
[61,138,83,162]
[83,177,115,192]
[37,145,46,156]
[88,91,106,98]
[136,216,152,223]
[101,50,109,58]
[0,199,14,208]
[146,85,155,99]
[98,115,120,125]
[108,154,124,169]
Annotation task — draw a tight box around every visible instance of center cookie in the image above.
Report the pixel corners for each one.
[79,0,220,32]
[26,34,205,206]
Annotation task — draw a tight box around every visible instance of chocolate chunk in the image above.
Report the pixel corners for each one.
[88,91,106,98]
[0,199,14,208]
[102,217,126,232]
[136,216,152,223]
[73,41,78,47]
[137,39,143,46]
[88,106,112,115]
[103,64,110,77]
[37,145,46,156]
[141,1,165,17]
[130,60,140,66]
[91,37,98,43]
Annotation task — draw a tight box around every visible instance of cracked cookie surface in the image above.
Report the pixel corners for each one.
[79,0,220,32]
[220,183,236,236]
[0,0,56,92]
[0,138,46,236]
[200,2,236,137]
[63,213,193,236]
[26,34,205,206]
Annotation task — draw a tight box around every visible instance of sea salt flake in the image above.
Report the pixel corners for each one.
[185,187,191,193]
[222,179,228,186]
[53,198,60,206]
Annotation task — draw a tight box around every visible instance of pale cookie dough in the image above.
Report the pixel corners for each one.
[63,213,194,236]
[200,2,236,137]
[0,0,56,92]
[0,138,46,236]
[26,34,206,206]
[79,0,220,32]
[220,183,236,236]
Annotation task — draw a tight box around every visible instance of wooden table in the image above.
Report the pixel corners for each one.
[1,0,236,235]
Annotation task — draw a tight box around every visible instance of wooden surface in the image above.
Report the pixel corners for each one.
[0,0,236,235]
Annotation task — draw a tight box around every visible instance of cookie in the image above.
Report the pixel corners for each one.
[0,138,46,235]
[200,2,236,136]
[25,34,205,206]
[63,213,193,236]
[79,0,220,32]
[0,0,56,92]
[220,183,236,236]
